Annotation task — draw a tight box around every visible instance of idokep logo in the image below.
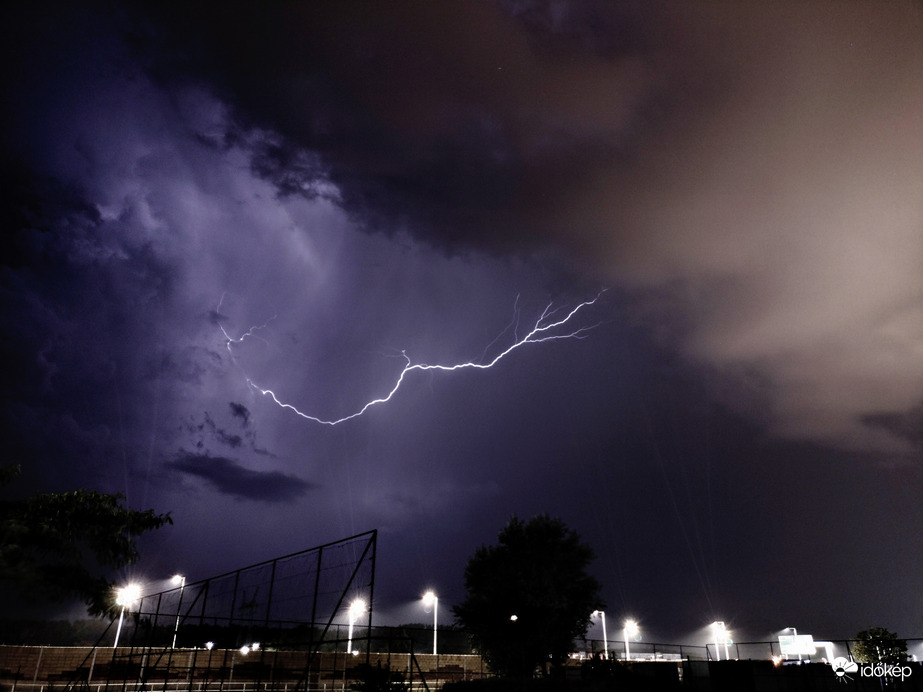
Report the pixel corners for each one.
[859,662,914,681]
[829,657,913,683]
[830,657,858,683]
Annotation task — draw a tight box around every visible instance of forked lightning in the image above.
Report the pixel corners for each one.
[219,291,606,426]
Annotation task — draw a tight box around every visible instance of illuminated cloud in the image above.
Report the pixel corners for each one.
[169,453,316,503]
[123,2,922,455]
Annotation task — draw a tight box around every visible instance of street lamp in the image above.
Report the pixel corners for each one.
[346,598,366,655]
[623,619,639,662]
[113,584,141,649]
[422,591,438,656]
[171,574,186,649]
[592,611,608,660]
[784,626,801,661]
[711,621,730,661]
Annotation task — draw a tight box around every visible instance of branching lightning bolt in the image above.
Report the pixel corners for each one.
[219,290,606,426]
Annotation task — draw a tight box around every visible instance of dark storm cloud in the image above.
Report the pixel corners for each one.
[169,453,315,502]
[2,0,920,640]
[862,404,923,450]
[129,1,923,456]
[229,402,250,426]
[135,1,655,250]
[185,410,277,457]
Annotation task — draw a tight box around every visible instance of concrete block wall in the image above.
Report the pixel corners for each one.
[0,645,489,686]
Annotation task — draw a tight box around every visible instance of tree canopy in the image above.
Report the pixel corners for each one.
[852,627,908,665]
[0,465,172,616]
[452,514,604,678]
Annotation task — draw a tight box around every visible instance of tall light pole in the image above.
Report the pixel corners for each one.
[592,611,608,660]
[784,626,801,661]
[347,598,366,655]
[113,584,141,649]
[422,591,438,656]
[711,621,729,661]
[623,619,639,662]
[171,574,186,649]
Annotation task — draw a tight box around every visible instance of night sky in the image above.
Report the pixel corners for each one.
[2,2,921,645]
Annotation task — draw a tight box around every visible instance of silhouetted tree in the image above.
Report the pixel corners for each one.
[853,627,908,665]
[453,514,603,679]
[0,464,172,616]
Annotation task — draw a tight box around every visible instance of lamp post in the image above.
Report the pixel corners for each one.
[346,599,366,655]
[711,621,730,661]
[113,584,141,649]
[784,626,801,661]
[623,619,639,662]
[422,591,438,656]
[171,574,186,649]
[592,611,608,660]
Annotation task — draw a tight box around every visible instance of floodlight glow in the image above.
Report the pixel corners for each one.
[710,621,730,661]
[240,645,250,655]
[349,599,366,620]
[782,626,801,661]
[592,610,608,660]
[347,598,366,654]
[205,642,214,650]
[623,619,639,661]
[510,614,518,621]
[113,583,142,649]
[116,584,141,606]
[421,591,438,656]
[171,574,186,649]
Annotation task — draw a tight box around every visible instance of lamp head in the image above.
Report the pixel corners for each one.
[116,584,142,606]
[348,598,366,620]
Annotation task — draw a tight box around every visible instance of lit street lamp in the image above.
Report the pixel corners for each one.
[422,591,438,656]
[711,621,731,661]
[592,610,608,660]
[113,584,141,649]
[171,574,186,649]
[784,626,801,661]
[623,619,639,662]
[346,598,366,655]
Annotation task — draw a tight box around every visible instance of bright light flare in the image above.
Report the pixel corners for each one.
[421,591,438,656]
[220,291,606,426]
[623,618,639,661]
[711,621,732,661]
[348,598,367,621]
[346,598,367,655]
[116,584,141,606]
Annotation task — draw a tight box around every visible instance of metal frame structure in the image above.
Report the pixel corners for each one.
[64,530,379,692]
